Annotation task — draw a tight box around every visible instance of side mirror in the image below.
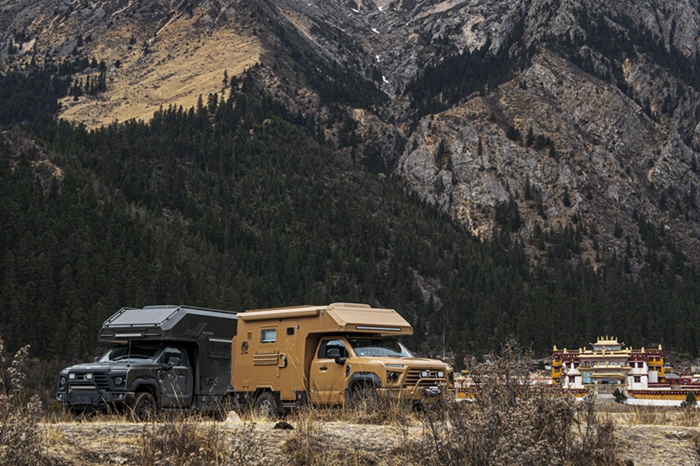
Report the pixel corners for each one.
[334,356,347,366]
[327,348,346,366]
[165,357,180,369]
[93,356,100,363]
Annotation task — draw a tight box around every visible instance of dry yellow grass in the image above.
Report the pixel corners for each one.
[37,414,700,466]
[57,6,262,128]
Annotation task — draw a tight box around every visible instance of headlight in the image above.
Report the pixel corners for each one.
[115,377,124,386]
[59,376,66,386]
[420,370,430,378]
[387,372,399,382]
[69,373,76,380]
[86,373,93,380]
[437,371,445,378]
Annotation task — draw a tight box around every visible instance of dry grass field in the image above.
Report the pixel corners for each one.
[34,403,700,466]
[56,6,263,128]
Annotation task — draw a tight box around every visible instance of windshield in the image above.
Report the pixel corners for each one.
[99,345,162,363]
[346,338,413,358]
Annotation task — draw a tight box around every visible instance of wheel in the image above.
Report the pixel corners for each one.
[129,392,157,422]
[254,392,279,419]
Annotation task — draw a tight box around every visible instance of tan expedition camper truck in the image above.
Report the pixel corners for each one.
[231,303,454,415]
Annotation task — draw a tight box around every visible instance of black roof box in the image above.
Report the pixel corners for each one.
[98,305,238,343]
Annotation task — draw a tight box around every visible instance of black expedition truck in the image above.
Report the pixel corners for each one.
[56,305,237,420]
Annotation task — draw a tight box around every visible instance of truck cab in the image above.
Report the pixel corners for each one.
[231,303,454,415]
[56,305,237,419]
[310,335,451,404]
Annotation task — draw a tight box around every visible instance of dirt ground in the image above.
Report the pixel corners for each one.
[43,419,406,465]
[41,411,700,466]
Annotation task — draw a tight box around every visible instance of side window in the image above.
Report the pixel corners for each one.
[320,339,348,359]
[208,339,231,359]
[261,328,277,343]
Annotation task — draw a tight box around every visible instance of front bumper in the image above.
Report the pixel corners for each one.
[380,381,451,402]
[56,388,134,408]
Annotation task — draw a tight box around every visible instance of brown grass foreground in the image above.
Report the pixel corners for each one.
[5,343,700,465]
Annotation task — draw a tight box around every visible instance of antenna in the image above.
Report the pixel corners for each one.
[442,324,446,360]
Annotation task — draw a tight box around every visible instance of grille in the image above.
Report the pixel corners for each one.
[93,373,109,389]
[404,369,443,387]
[69,372,110,389]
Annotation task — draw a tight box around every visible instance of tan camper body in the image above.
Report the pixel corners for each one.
[231,303,454,414]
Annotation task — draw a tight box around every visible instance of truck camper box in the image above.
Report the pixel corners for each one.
[100,305,238,405]
[235,302,412,334]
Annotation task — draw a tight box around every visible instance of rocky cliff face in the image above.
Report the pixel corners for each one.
[398,48,700,263]
[270,0,700,266]
[4,0,700,267]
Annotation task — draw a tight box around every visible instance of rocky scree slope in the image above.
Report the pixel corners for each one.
[263,0,700,268]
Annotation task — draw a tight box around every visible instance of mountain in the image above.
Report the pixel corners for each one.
[5,0,700,269]
[258,0,700,271]
[3,0,700,366]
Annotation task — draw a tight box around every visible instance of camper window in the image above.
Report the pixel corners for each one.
[209,339,232,359]
[261,328,277,343]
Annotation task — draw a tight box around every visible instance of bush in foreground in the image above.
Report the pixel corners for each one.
[0,338,48,465]
[397,347,620,466]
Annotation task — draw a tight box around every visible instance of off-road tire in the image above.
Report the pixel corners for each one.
[129,392,156,422]
[254,392,279,419]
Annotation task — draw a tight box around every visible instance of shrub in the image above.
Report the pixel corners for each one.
[681,392,697,408]
[397,346,620,465]
[506,126,520,141]
[0,338,48,465]
[613,388,627,403]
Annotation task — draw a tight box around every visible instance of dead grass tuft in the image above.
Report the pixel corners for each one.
[342,389,416,426]
[135,412,269,465]
[284,405,387,466]
[620,405,671,425]
[677,405,700,428]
